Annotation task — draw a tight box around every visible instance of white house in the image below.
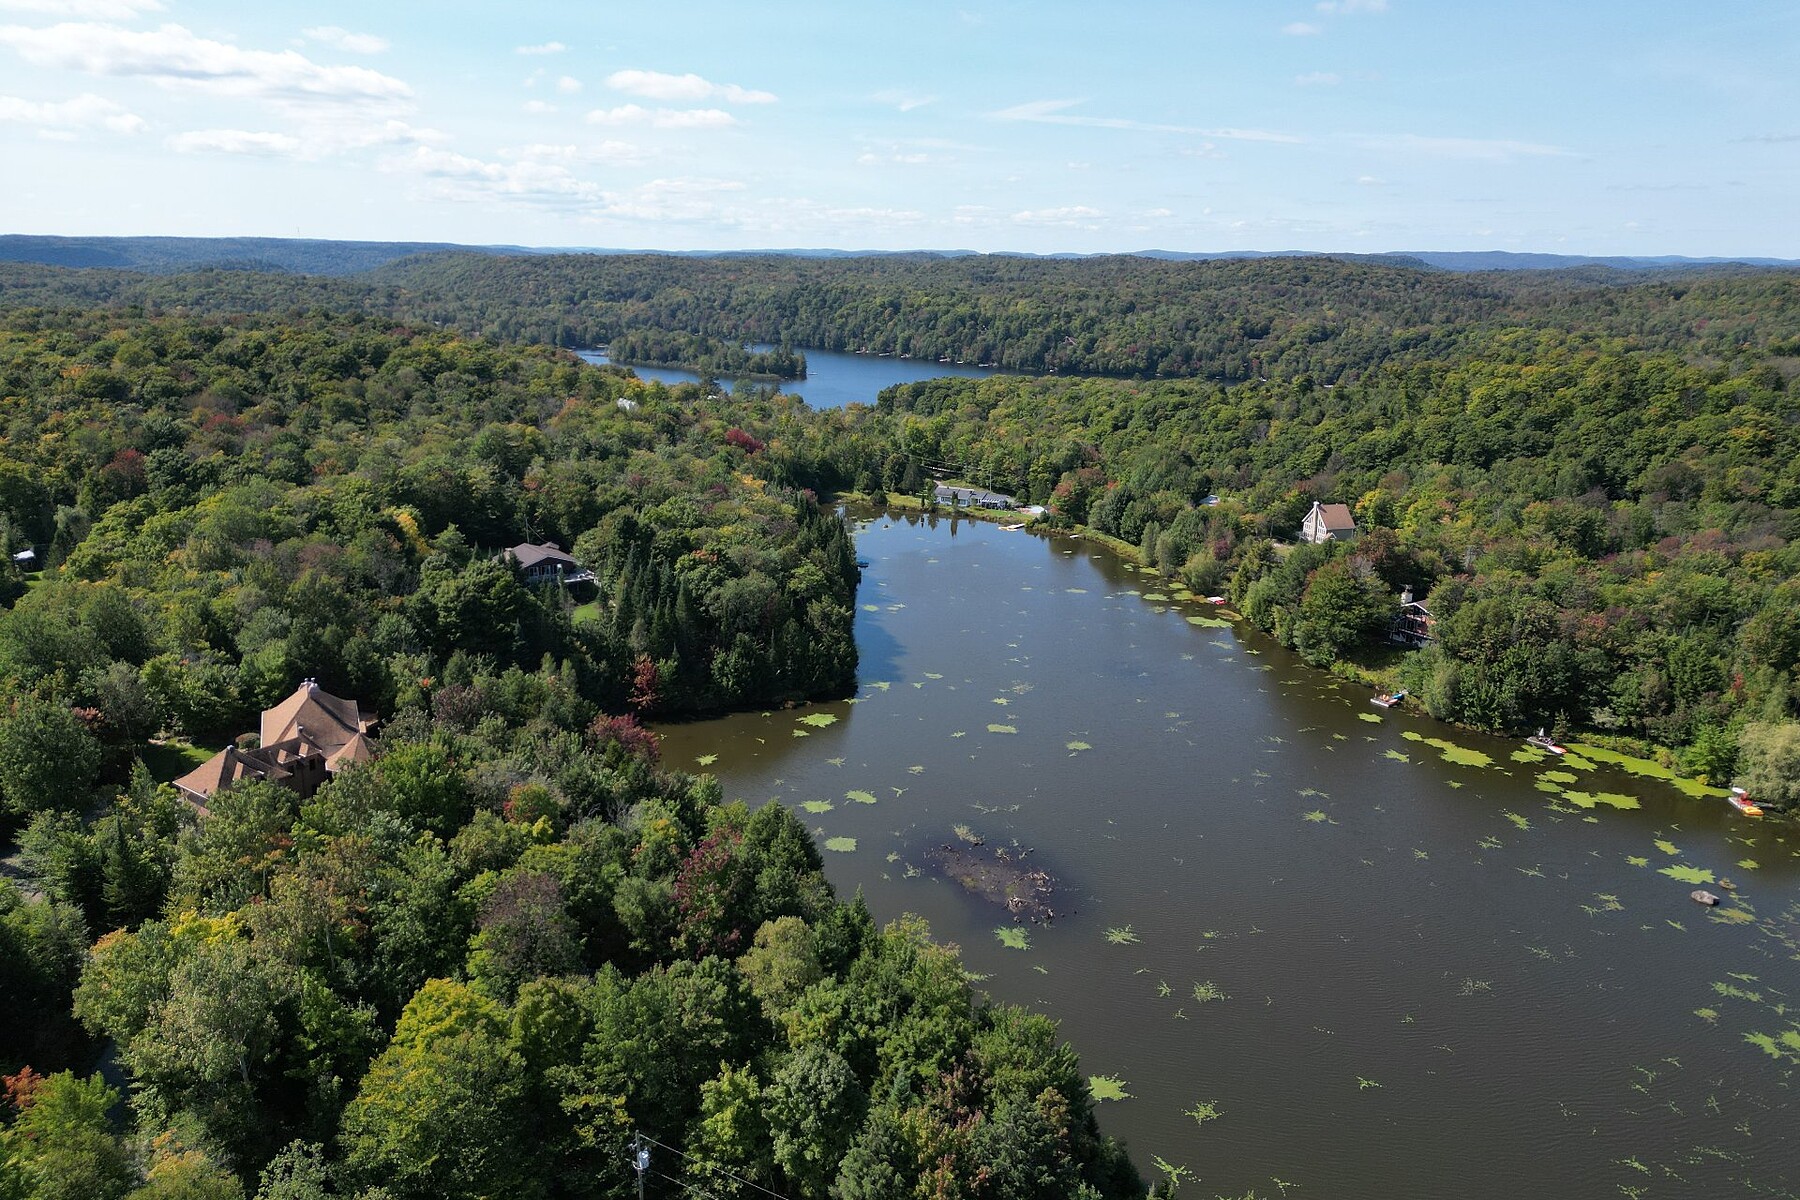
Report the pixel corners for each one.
[1300,502,1357,544]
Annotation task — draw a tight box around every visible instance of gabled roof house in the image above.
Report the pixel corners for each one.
[1300,502,1358,544]
[499,541,596,584]
[174,679,377,811]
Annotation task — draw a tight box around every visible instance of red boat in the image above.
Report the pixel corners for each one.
[1728,788,1764,817]
[1525,729,1567,756]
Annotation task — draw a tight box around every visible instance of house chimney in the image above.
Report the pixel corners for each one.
[1400,586,1414,605]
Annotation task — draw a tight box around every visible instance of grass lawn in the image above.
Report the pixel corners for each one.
[571,600,603,624]
[143,739,215,783]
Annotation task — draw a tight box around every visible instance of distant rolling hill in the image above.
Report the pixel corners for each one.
[0,235,1793,277]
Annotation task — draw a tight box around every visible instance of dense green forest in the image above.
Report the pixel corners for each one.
[5,248,1800,1199]
[3,252,1798,384]
[0,306,1137,1199]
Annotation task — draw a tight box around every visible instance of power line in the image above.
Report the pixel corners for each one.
[651,1167,724,1200]
[636,1131,793,1200]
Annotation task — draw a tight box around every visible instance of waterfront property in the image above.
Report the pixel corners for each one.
[1390,585,1436,647]
[933,484,1017,509]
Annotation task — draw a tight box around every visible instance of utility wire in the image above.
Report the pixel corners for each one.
[636,1131,793,1200]
[650,1167,725,1200]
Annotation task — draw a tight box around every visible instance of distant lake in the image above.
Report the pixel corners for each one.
[659,512,1800,1199]
[575,345,1005,409]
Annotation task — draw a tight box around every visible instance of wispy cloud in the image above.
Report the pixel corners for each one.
[0,89,143,132]
[585,104,736,129]
[522,99,556,114]
[555,75,582,95]
[1316,0,1387,12]
[1295,71,1341,86]
[0,0,161,16]
[605,69,775,105]
[302,25,388,55]
[514,41,564,55]
[989,98,1301,143]
[1735,132,1800,144]
[1355,132,1577,160]
[0,22,413,106]
[1011,205,1104,227]
[872,88,935,112]
[1283,22,1322,36]
[168,128,301,155]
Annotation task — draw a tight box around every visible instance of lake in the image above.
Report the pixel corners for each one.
[574,345,1004,408]
[657,512,1800,1199]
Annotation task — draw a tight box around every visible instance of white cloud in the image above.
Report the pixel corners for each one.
[989,98,1301,143]
[515,139,646,167]
[605,69,775,105]
[0,90,144,132]
[399,144,604,205]
[1010,205,1104,227]
[168,127,302,155]
[302,25,388,55]
[1317,0,1387,12]
[555,75,581,94]
[1355,174,1385,185]
[0,22,413,106]
[1143,207,1174,218]
[1295,71,1341,86]
[872,88,934,112]
[522,99,557,114]
[0,0,161,17]
[1283,21,1323,35]
[515,41,564,55]
[1356,132,1577,160]
[857,149,931,166]
[585,103,736,129]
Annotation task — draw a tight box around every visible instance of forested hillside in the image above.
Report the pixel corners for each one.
[821,341,1800,794]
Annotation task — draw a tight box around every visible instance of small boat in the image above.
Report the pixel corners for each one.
[1371,690,1408,709]
[1728,787,1764,817]
[999,522,1024,532]
[1206,595,1228,606]
[1525,729,1568,756]
[1691,889,1721,907]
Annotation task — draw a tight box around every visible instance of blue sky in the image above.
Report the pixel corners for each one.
[1,0,1796,255]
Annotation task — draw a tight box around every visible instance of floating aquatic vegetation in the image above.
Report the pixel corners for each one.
[791,729,809,738]
[1066,740,1092,752]
[1186,615,1231,627]
[1743,1029,1800,1065]
[1478,835,1503,850]
[908,764,925,774]
[845,790,878,805]
[1065,588,1088,594]
[1654,839,1681,856]
[1533,780,1564,794]
[987,723,1018,734]
[1710,906,1754,925]
[1659,864,1716,884]
[1566,743,1717,799]
[1150,1156,1191,1192]
[824,837,857,852]
[1384,750,1410,763]
[1711,980,1762,1003]
[1157,980,1172,997]
[1357,712,1384,725]
[950,731,967,738]
[1459,978,1492,996]
[1356,1077,1383,1090]
[861,604,880,611]
[1560,789,1643,811]
[991,697,1010,706]
[885,851,899,863]
[826,756,846,767]
[1626,855,1649,868]
[1303,810,1332,823]
[1542,770,1578,784]
[1143,592,1168,602]
[695,753,718,766]
[924,672,943,680]
[1088,1075,1132,1102]
[952,823,981,844]
[801,800,835,814]
[994,926,1031,950]
[1192,981,1227,1003]
[1183,1099,1223,1125]
[797,713,839,728]
[868,681,891,691]
[1105,925,1141,945]
[1738,859,1760,870]
[1512,748,1547,764]
[1695,1007,1720,1023]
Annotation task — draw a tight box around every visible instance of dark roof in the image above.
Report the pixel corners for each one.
[504,541,580,571]
[1314,503,1356,530]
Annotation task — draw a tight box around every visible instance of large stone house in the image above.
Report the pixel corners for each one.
[1300,502,1358,544]
[173,680,377,813]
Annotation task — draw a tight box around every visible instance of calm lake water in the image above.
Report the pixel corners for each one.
[658,513,1800,1200]
[574,346,1002,408]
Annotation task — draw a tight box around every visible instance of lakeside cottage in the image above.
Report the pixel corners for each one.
[1300,501,1358,544]
[933,484,1017,510]
[1390,585,1436,648]
[174,679,377,812]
